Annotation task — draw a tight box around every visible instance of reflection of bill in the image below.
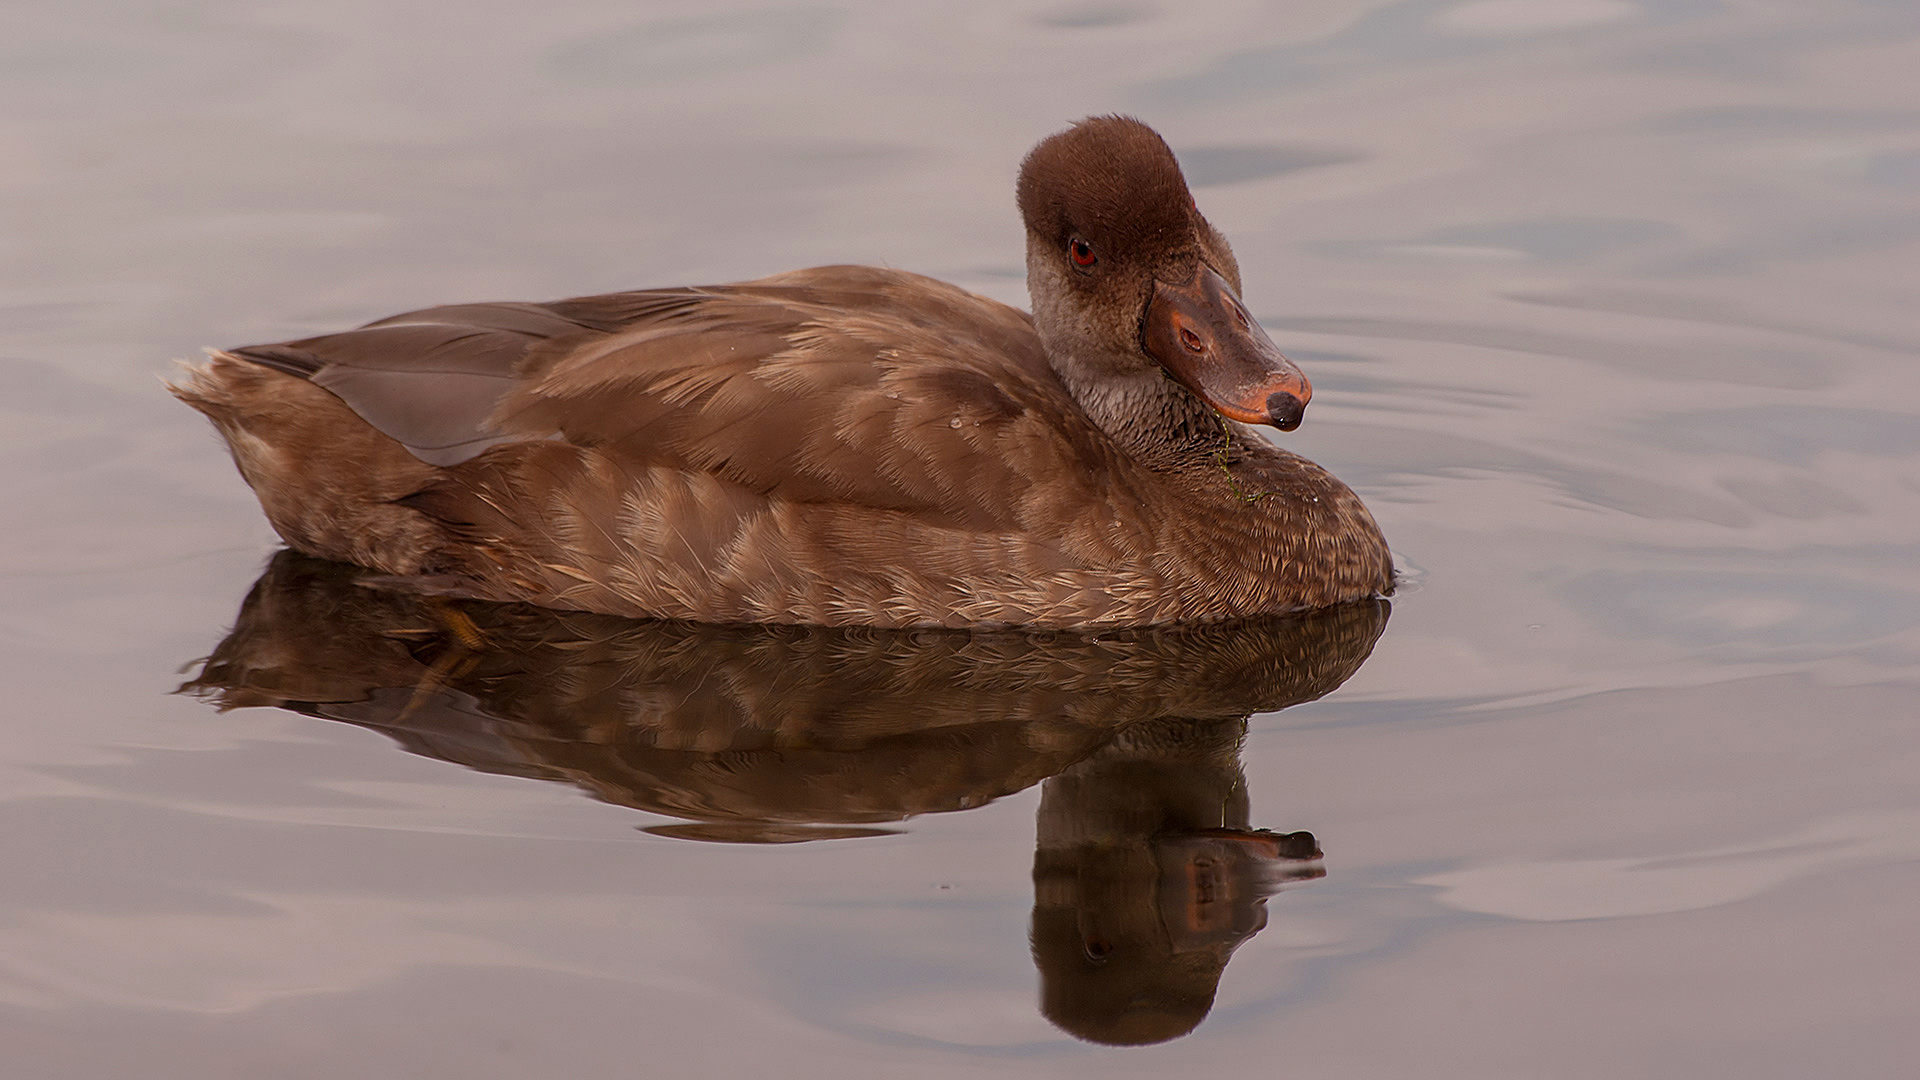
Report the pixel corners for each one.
[185,551,1386,1043]
[1033,719,1327,1046]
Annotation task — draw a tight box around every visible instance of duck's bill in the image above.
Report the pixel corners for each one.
[1142,266,1312,431]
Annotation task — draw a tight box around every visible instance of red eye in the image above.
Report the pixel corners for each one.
[1068,237,1097,267]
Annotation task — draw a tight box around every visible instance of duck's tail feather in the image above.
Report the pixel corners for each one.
[169,350,452,576]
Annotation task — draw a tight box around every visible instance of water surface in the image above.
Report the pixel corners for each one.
[3,1,1918,1075]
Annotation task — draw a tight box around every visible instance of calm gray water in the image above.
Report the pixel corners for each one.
[4,0,1918,1075]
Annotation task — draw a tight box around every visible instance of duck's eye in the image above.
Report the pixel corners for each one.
[1068,237,1097,268]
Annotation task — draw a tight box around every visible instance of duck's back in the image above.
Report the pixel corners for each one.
[176,266,1222,627]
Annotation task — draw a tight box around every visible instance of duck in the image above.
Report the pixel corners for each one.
[172,116,1391,629]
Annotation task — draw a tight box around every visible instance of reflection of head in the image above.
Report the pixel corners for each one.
[1031,908,1221,1044]
[1030,718,1323,1045]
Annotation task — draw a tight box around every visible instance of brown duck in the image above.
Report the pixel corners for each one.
[173,116,1391,628]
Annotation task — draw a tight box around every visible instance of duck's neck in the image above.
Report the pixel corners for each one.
[1027,252,1233,474]
[1053,355,1233,472]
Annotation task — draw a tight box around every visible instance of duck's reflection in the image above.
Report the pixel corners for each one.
[186,551,1387,1044]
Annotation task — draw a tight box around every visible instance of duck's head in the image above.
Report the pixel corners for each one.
[1018,116,1310,433]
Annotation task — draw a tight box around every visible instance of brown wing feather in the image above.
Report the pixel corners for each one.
[231,302,612,465]
[486,266,1099,531]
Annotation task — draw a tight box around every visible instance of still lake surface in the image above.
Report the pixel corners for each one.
[4,0,1917,1074]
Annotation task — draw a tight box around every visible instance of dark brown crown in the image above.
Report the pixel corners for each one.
[1016,115,1199,261]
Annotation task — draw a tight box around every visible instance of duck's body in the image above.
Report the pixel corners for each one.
[174,118,1390,628]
